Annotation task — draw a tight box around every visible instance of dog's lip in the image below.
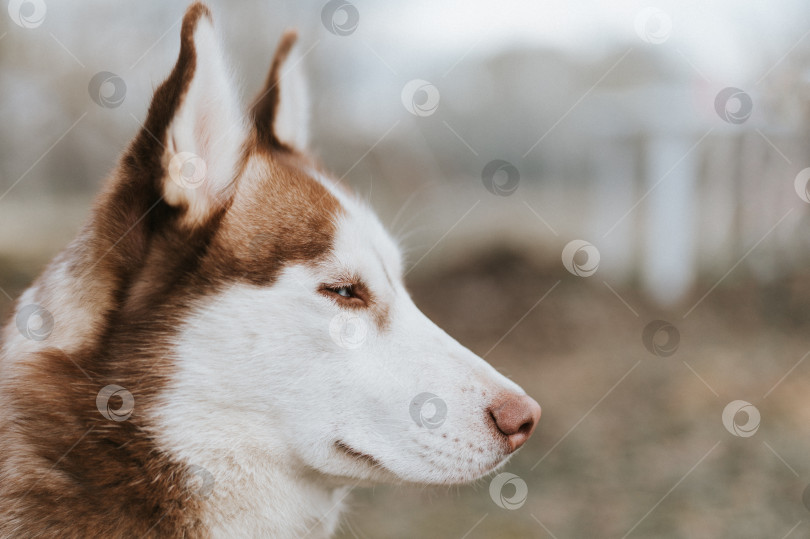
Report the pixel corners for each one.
[334,440,384,469]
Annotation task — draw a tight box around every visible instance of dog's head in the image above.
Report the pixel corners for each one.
[129,3,540,488]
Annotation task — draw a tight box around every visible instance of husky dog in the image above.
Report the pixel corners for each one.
[0,4,540,537]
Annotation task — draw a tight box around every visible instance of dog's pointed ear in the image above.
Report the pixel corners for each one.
[250,31,310,152]
[140,2,247,225]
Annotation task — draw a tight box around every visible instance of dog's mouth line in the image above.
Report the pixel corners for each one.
[334,440,384,469]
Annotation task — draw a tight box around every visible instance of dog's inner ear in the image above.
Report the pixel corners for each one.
[251,31,309,152]
[144,3,247,226]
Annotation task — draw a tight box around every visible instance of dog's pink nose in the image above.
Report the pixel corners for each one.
[489,394,541,452]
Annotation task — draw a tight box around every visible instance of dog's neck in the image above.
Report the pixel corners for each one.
[153,396,350,538]
[203,454,348,537]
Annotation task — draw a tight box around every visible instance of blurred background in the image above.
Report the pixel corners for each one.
[3,0,810,537]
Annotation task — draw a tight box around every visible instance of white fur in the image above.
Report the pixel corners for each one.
[154,196,527,536]
[1,247,107,368]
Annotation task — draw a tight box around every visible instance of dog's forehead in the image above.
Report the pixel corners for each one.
[236,151,336,214]
[209,151,338,277]
[218,149,400,283]
[305,168,403,281]
[332,200,402,277]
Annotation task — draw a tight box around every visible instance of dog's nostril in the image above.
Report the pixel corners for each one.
[488,394,541,453]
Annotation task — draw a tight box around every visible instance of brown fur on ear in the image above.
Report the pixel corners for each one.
[132,2,211,176]
[251,30,299,151]
[127,1,248,226]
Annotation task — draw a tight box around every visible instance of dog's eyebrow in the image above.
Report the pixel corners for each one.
[324,271,360,286]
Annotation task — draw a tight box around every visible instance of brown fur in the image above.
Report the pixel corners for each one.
[0,3,343,537]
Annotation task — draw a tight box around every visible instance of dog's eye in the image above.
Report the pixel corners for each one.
[334,286,353,298]
[320,283,368,307]
[321,284,356,299]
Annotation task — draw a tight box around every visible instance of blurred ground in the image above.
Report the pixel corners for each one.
[3,248,809,538]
